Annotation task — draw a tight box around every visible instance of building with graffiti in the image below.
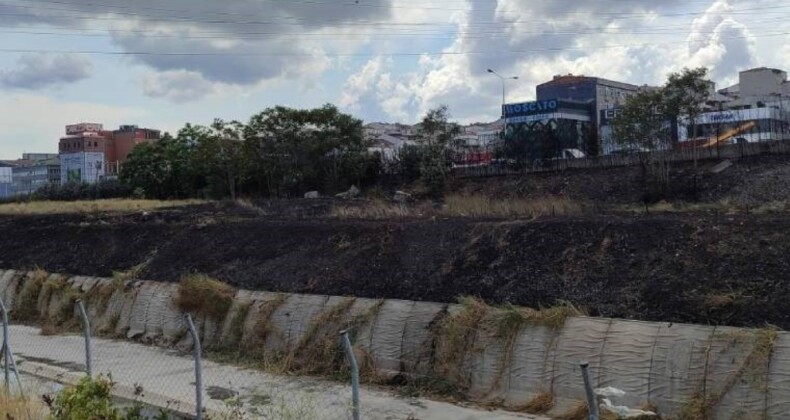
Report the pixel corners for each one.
[499,99,595,166]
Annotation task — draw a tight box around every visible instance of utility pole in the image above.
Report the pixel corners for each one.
[487,68,519,169]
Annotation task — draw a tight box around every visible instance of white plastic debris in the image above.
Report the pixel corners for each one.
[594,386,627,397]
[600,398,657,418]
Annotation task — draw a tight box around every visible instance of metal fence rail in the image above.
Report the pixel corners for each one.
[452,139,790,178]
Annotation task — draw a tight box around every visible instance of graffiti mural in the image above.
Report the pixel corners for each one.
[499,118,596,167]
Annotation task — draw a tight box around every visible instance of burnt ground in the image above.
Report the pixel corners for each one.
[3,154,790,329]
[1,203,790,329]
[452,154,790,206]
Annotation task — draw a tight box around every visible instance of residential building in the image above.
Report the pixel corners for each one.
[21,153,58,161]
[10,157,61,196]
[105,125,161,164]
[58,123,161,182]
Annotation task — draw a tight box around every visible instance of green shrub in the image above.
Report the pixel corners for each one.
[50,376,153,420]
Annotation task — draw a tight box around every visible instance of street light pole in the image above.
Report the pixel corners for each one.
[487,69,519,172]
[487,69,518,117]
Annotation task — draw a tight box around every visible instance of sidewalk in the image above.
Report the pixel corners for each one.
[8,325,545,420]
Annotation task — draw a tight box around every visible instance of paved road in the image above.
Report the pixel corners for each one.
[7,325,545,420]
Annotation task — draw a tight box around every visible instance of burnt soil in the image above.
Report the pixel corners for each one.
[3,154,790,329]
[1,203,790,329]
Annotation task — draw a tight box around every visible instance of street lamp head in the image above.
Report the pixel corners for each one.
[512,76,519,80]
[487,69,494,73]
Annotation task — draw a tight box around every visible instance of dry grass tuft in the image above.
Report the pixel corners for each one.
[40,322,57,336]
[682,326,779,419]
[0,198,204,215]
[703,293,737,310]
[0,390,48,418]
[329,195,584,219]
[330,200,428,219]
[518,391,554,414]
[237,294,289,367]
[175,274,236,320]
[234,198,267,215]
[525,301,586,329]
[556,401,590,420]
[442,194,583,218]
[290,298,357,374]
[15,269,48,321]
[434,296,489,391]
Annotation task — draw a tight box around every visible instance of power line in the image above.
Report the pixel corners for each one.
[5,0,790,29]
[0,24,788,41]
[0,30,786,57]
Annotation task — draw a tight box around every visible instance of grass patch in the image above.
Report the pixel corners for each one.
[442,194,584,218]
[175,274,235,320]
[0,198,204,215]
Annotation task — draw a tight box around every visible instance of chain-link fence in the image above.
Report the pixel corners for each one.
[0,272,361,420]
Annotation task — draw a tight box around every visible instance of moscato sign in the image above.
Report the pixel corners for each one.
[503,99,559,118]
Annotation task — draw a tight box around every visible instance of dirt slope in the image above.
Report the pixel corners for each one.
[1,204,788,329]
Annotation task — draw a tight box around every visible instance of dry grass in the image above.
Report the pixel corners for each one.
[15,269,48,321]
[681,326,779,419]
[40,322,57,336]
[518,391,554,414]
[434,297,489,391]
[330,200,429,219]
[622,198,790,215]
[290,298,357,374]
[175,273,236,320]
[237,294,289,367]
[0,198,204,215]
[0,390,49,419]
[555,401,589,420]
[703,293,737,310]
[442,194,583,218]
[330,195,584,219]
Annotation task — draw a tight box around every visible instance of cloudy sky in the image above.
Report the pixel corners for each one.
[0,0,788,158]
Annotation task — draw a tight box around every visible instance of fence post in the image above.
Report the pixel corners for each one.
[340,330,360,420]
[0,298,24,397]
[1,298,8,389]
[184,314,203,420]
[75,300,92,376]
[580,361,599,420]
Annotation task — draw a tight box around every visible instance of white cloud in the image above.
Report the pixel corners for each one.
[141,70,217,103]
[0,54,92,89]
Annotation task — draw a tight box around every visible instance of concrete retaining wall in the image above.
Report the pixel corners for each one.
[0,269,782,418]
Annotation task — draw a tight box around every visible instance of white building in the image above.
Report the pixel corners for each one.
[0,164,11,199]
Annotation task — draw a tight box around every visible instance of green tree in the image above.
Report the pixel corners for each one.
[416,105,460,196]
[663,67,711,145]
[613,89,673,202]
[190,119,247,200]
[612,89,668,152]
[243,104,367,196]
